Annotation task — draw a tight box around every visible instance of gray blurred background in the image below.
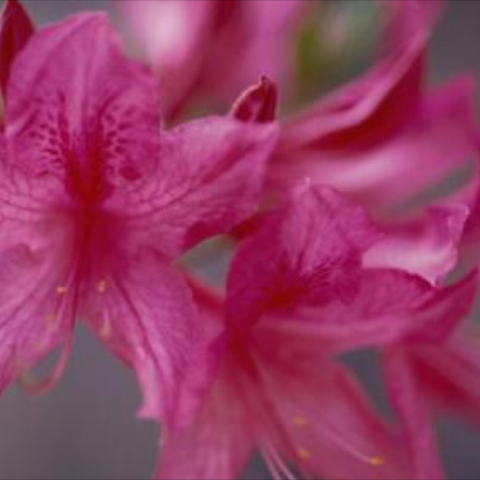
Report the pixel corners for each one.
[0,1,479,479]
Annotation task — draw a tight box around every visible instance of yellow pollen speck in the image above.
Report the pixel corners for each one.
[292,415,308,427]
[45,313,56,327]
[99,321,112,340]
[56,286,68,295]
[297,448,311,461]
[368,456,384,467]
[96,279,108,293]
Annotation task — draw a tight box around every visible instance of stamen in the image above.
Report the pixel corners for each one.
[56,285,68,295]
[368,456,384,467]
[99,320,112,340]
[313,420,384,468]
[260,441,298,480]
[296,447,311,461]
[96,279,108,293]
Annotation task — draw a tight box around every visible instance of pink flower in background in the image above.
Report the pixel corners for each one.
[120,0,307,120]
[224,184,478,480]
[0,1,277,428]
[272,0,478,221]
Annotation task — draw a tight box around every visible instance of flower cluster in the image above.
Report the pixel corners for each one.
[0,1,479,479]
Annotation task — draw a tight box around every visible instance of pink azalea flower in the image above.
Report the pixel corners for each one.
[156,184,420,480]
[223,183,478,480]
[272,0,478,220]
[0,1,278,428]
[249,189,477,479]
[119,0,307,119]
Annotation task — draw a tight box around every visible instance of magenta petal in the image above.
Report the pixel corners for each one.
[274,77,477,217]
[0,0,34,97]
[292,269,476,353]
[404,271,478,343]
[383,348,445,480]
[123,117,278,258]
[119,0,212,118]
[363,205,468,285]
[6,13,161,193]
[84,248,209,428]
[227,185,380,328]
[279,0,441,151]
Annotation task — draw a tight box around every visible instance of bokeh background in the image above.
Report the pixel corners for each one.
[0,1,479,479]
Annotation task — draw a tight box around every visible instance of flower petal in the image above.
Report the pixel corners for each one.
[6,13,160,196]
[119,0,213,118]
[121,117,277,258]
[0,0,34,97]
[403,270,478,343]
[226,185,380,328]
[273,77,477,217]
[279,0,442,150]
[363,205,468,285]
[383,348,445,479]
[289,269,431,351]
[84,247,211,428]
[288,270,476,352]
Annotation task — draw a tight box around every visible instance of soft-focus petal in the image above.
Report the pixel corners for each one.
[84,248,208,428]
[383,348,445,480]
[287,269,432,352]
[121,117,278,258]
[6,13,160,197]
[402,271,478,343]
[273,77,477,217]
[363,205,468,285]
[120,0,306,116]
[289,270,476,353]
[279,0,442,151]
[227,184,380,328]
[120,0,212,118]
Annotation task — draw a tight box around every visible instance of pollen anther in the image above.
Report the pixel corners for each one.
[292,415,308,427]
[45,313,56,327]
[297,447,311,460]
[99,320,112,340]
[368,456,384,467]
[96,279,108,293]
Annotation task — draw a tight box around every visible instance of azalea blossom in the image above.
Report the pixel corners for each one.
[0,0,277,429]
[155,184,478,479]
